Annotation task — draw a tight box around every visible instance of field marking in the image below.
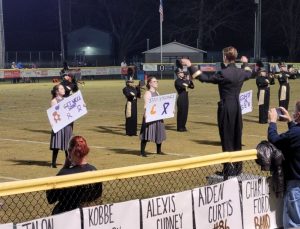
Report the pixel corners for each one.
[0,138,196,157]
[0,176,22,181]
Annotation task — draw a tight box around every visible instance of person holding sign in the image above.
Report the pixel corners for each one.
[268,102,300,228]
[181,47,252,179]
[49,84,73,168]
[256,68,271,124]
[174,67,194,132]
[140,77,166,157]
[122,80,141,136]
[47,136,103,215]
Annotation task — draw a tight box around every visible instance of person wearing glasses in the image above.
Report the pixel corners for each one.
[139,77,166,157]
[174,67,194,132]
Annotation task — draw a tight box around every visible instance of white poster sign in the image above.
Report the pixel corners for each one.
[193,178,243,229]
[16,209,81,229]
[47,90,87,133]
[141,190,193,229]
[145,93,176,123]
[82,199,140,229]
[0,223,14,229]
[241,177,283,229]
[240,90,253,114]
[143,64,158,71]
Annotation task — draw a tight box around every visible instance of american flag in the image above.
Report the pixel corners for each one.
[159,0,163,22]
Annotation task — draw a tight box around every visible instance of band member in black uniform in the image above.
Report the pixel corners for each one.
[256,68,270,124]
[181,47,252,179]
[123,80,141,136]
[174,67,194,131]
[60,73,79,97]
[277,62,290,110]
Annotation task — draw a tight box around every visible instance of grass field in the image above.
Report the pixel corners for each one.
[0,78,298,182]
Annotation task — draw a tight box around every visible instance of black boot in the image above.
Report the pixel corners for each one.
[140,140,147,157]
[156,143,163,154]
[51,149,58,168]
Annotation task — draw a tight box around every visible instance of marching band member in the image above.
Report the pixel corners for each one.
[174,67,194,132]
[122,80,141,136]
[277,62,290,110]
[181,46,252,179]
[256,68,271,124]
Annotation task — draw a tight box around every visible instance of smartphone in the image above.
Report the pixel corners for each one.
[276,108,284,121]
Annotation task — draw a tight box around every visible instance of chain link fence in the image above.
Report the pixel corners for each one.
[0,158,270,224]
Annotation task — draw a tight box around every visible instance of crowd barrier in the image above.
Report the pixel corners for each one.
[0,149,283,229]
[1,62,299,80]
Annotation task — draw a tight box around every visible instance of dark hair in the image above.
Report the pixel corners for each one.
[68,136,90,159]
[222,46,238,62]
[51,84,61,99]
[146,76,156,90]
[127,67,133,75]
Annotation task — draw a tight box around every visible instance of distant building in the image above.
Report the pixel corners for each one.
[67,26,113,66]
[142,41,206,63]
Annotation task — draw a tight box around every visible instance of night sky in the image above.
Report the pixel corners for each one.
[2,0,292,60]
[4,0,60,51]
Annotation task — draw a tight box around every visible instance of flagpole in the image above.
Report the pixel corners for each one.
[159,0,163,79]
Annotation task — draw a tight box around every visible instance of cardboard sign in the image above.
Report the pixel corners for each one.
[145,93,176,123]
[16,209,81,229]
[0,223,14,229]
[240,90,253,115]
[141,190,193,229]
[47,90,87,133]
[241,177,283,229]
[193,178,243,229]
[82,200,140,229]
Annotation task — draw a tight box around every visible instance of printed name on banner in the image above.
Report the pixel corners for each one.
[142,191,193,229]
[241,177,283,229]
[193,178,242,229]
[83,200,140,229]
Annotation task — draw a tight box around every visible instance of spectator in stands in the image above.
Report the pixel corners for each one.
[121,58,127,80]
[268,102,300,228]
[46,136,103,215]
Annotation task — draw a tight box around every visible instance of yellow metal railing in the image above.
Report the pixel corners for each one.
[0,149,257,197]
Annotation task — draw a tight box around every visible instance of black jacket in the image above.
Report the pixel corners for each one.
[256,140,285,197]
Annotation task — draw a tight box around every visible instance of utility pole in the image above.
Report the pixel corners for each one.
[58,0,65,62]
[0,0,5,68]
[254,0,262,61]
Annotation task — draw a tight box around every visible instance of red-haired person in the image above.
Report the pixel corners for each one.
[181,47,252,179]
[46,136,102,215]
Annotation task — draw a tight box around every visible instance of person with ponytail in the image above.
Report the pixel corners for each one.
[47,136,102,215]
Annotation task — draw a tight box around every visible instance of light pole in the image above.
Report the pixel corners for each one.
[254,0,262,61]
[58,0,65,62]
[0,0,5,68]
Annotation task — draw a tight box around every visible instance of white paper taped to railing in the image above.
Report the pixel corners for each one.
[82,199,140,229]
[193,178,243,229]
[141,190,193,229]
[16,209,81,229]
[241,177,283,229]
